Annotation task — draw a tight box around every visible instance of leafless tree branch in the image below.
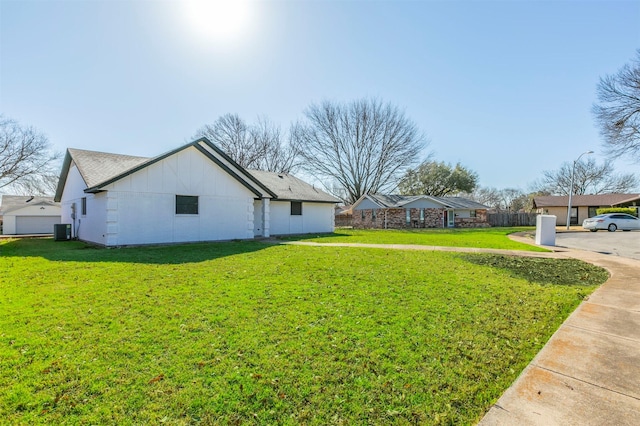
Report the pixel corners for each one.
[593,49,640,162]
[0,115,60,195]
[292,98,429,203]
[532,158,638,195]
[193,114,300,173]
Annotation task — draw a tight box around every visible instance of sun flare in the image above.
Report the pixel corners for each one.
[184,0,251,43]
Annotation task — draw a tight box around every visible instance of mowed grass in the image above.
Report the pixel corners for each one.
[0,238,607,425]
[282,227,549,252]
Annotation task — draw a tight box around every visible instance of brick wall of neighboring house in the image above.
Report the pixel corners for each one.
[455,209,490,228]
[353,208,445,229]
[353,208,490,229]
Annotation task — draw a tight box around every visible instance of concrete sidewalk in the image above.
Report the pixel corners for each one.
[479,235,640,425]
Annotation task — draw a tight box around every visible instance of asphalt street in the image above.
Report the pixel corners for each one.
[555,231,640,260]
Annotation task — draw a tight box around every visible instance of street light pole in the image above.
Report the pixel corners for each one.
[566,150,594,230]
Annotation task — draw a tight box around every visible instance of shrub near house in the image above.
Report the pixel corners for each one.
[596,207,638,217]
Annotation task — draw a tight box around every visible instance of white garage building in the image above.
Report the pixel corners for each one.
[0,195,62,235]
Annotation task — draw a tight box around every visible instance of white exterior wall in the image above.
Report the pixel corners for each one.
[101,147,255,246]
[79,193,108,244]
[269,201,334,235]
[1,203,61,234]
[59,163,107,241]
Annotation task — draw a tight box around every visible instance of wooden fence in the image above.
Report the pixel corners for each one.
[335,214,353,228]
[487,212,538,227]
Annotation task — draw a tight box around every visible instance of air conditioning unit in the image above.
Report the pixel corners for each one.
[54,224,72,241]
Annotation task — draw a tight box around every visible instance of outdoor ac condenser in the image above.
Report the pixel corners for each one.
[54,224,72,241]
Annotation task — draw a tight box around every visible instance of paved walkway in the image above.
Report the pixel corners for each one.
[479,234,640,425]
[282,236,640,424]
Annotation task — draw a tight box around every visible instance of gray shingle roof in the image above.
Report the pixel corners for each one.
[55,141,338,204]
[0,195,59,214]
[247,170,339,203]
[68,148,149,188]
[533,194,640,208]
[366,194,489,209]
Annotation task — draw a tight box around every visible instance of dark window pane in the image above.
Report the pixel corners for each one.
[176,195,198,215]
[291,201,302,215]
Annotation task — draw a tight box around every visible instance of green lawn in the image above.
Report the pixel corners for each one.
[281,227,549,252]
[0,238,606,425]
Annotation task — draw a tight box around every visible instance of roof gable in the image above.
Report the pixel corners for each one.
[54,138,285,202]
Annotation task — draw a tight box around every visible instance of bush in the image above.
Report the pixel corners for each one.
[596,207,638,216]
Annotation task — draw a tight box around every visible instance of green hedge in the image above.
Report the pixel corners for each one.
[596,207,638,216]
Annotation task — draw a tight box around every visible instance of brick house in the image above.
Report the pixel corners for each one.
[352,194,490,229]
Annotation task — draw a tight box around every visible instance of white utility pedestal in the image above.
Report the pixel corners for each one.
[535,214,556,246]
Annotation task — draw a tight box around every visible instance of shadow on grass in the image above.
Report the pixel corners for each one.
[274,232,352,241]
[0,237,271,265]
[459,253,609,287]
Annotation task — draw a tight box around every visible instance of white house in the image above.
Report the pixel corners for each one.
[0,195,62,235]
[54,138,339,246]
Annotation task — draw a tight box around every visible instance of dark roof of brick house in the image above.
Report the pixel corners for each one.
[364,194,489,210]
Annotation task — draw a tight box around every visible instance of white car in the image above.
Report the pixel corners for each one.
[582,213,640,232]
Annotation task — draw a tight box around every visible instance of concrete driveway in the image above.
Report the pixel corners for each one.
[555,231,640,260]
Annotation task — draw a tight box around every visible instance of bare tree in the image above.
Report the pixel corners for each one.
[251,118,299,174]
[465,187,533,212]
[532,157,638,195]
[292,98,428,204]
[498,188,528,212]
[0,115,60,195]
[593,50,640,162]
[193,114,299,173]
[465,187,503,210]
[398,160,477,196]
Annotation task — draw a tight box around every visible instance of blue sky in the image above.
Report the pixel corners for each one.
[1,0,639,192]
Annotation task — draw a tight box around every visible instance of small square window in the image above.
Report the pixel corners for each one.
[291,201,302,215]
[470,210,477,218]
[81,197,87,216]
[176,195,198,215]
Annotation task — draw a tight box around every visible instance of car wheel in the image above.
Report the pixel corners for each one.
[608,223,617,232]
[590,229,598,232]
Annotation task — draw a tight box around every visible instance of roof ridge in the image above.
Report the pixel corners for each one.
[68,147,150,160]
